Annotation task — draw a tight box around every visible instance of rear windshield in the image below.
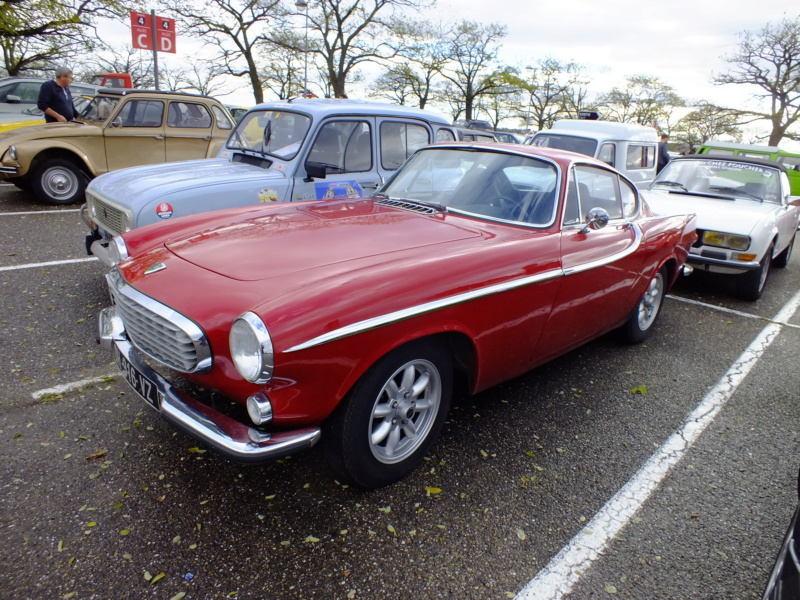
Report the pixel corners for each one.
[530,133,598,157]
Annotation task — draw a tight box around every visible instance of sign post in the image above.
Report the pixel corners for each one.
[130,10,176,89]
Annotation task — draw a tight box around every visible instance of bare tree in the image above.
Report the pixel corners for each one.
[714,15,800,145]
[272,0,434,99]
[0,0,127,75]
[508,58,586,131]
[673,101,742,152]
[258,42,305,100]
[437,20,507,121]
[74,44,155,88]
[158,0,284,104]
[596,75,684,128]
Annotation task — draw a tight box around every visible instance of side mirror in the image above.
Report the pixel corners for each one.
[303,160,327,182]
[110,118,122,128]
[579,207,610,233]
[6,94,21,104]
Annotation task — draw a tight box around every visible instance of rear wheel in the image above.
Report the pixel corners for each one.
[737,244,773,301]
[324,341,453,488]
[32,158,87,205]
[623,267,666,344]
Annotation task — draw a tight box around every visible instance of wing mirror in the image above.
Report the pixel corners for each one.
[579,207,610,233]
[303,161,328,182]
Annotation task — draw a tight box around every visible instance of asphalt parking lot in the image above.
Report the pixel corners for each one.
[1,182,798,600]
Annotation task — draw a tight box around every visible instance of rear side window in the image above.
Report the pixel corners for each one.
[211,105,234,130]
[705,148,735,157]
[167,101,213,129]
[598,143,615,166]
[380,121,430,170]
[435,128,456,142]
[626,144,656,170]
[777,155,800,171]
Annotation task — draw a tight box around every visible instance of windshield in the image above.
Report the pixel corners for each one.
[651,159,783,204]
[226,109,312,160]
[529,133,598,157]
[78,95,121,123]
[381,147,559,225]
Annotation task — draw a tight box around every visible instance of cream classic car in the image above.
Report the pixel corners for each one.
[0,89,234,205]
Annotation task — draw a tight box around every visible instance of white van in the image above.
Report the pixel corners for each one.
[526,120,659,189]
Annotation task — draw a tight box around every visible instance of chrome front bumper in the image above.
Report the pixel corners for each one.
[98,306,321,464]
[686,252,760,272]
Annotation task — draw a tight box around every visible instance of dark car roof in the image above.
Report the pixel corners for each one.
[675,154,788,174]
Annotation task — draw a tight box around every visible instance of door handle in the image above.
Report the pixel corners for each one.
[154,134,165,140]
[362,182,381,190]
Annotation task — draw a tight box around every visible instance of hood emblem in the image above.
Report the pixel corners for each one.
[144,262,167,275]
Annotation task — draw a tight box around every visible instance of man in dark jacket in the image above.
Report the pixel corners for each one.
[37,66,77,123]
[657,133,670,174]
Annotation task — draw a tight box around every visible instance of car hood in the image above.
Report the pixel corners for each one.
[0,121,101,145]
[643,189,778,236]
[88,157,283,199]
[162,199,481,282]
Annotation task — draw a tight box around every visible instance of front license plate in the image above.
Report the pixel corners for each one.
[115,346,160,408]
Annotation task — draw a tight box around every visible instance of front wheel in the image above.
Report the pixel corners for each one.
[623,267,666,344]
[737,244,772,301]
[324,341,453,488]
[32,158,87,205]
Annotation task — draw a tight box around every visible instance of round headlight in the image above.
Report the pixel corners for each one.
[8,145,17,161]
[108,236,129,265]
[230,312,274,384]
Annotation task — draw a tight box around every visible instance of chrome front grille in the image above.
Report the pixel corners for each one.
[106,269,211,374]
[91,193,126,236]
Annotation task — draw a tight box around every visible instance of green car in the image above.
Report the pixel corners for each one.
[696,141,800,195]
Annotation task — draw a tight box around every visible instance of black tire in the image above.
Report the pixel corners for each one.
[324,340,453,488]
[31,158,87,205]
[773,234,795,269]
[623,267,667,344]
[737,244,773,301]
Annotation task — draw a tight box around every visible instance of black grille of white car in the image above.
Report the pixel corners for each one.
[90,194,126,236]
[377,198,438,215]
[106,269,212,374]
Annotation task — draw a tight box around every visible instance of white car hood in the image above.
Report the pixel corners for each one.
[643,189,778,236]
[88,157,285,202]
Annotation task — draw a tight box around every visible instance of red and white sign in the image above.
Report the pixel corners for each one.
[130,11,176,54]
[156,202,174,219]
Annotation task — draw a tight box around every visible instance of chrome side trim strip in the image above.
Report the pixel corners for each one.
[286,223,643,353]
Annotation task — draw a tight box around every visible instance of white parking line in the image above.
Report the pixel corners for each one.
[0,209,82,216]
[668,294,800,329]
[0,257,98,272]
[517,288,800,600]
[32,374,118,400]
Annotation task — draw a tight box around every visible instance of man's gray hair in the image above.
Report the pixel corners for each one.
[55,66,73,78]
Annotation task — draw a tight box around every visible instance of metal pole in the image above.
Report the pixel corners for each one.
[296,0,309,96]
[151,10,159,90]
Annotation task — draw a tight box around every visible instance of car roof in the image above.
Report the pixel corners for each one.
[672,154,788,174]
[92,88,216,100]
[248,97,452,124]
[700,140,782,153]
[535,119,659,143]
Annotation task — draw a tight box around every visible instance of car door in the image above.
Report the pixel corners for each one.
[103,98,166,172]
[164,100,215,161]
[293,117,381,201]
[536,164,645,358]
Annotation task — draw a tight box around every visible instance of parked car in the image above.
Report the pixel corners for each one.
[527,119,660,189]
[82,98,461,265]
[0,76,101,114]
[644,155,800,300]
[696,140,800,195]
[762,468,800,600]
[492,131,521,144]
[0,93,99,135]
[225,105,250,123]
[454,127,497,142]
[0,89,235,205]
[96,142,696,488]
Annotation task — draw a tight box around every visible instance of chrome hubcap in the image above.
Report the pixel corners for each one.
[637,273,664,330]
[42,167,78,200]
[369,359,441,464]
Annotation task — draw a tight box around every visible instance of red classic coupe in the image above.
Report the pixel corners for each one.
[98,143,696,488]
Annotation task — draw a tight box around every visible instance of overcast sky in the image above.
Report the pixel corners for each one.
[429,0,793,110]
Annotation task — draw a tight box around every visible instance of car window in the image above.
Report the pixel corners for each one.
[167,101,212,129]
[705,148,735,157]
[117,100,164,127]
[211,105,234,130]
[0,83,14,102]
[531,133,598,157]
[573,165,623,221]
[380,121,430,170]
[71,84,98,96]
[626,144,656,170]
[598,143,615,166]
[435,128,456,142]
[13,82,42,103]
[80,96,120,122]
[777,155,800,171]
[308,120,371,174]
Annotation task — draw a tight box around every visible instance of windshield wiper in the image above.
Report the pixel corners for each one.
[654,180,688,192]
[708,186,762,201]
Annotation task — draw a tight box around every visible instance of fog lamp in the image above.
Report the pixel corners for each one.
[247,392,273,426]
